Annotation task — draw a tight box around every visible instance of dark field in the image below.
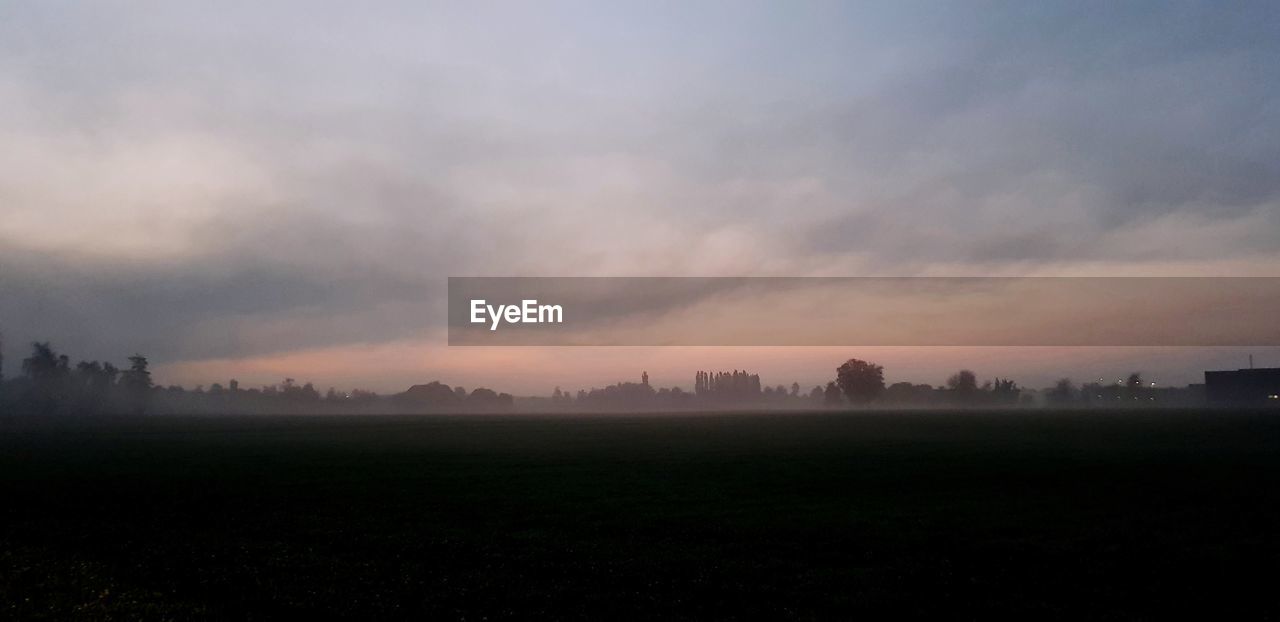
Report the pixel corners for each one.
[2,411,1279,619]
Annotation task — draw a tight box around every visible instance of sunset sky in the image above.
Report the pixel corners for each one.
[2,2,1278,395]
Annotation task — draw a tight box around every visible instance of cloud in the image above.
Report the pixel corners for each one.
[1,1,1278,380]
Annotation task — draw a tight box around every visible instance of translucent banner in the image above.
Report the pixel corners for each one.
[447,277,1280,346]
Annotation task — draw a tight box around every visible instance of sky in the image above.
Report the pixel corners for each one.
[1,1,1278,395]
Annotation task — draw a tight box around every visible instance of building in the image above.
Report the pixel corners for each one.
[1204,368,1280,405]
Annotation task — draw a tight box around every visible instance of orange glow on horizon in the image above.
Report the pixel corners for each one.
[158,339,1263,397]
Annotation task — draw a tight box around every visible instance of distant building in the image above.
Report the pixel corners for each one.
[1204,368,1280,405]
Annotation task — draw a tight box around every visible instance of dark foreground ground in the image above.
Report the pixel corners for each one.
[2,410,1278,620]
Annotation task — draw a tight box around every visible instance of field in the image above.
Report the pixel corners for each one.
[2,410,1278,619]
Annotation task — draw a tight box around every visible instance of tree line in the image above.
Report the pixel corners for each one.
[1,339,1206,416]
[0,341,154,416]
[527,360,1205,411]
[0,340,512,415]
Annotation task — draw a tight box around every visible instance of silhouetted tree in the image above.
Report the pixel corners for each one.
[399,381,461,409]
[836,358,885,405]
[467,387,515,411]
[693,369,763,403]
[808,385,824,404]
[883,382,938,405]
[577,373,658,410]
[280,379,320,402]
[823,381,843,407]
[119,354,153,414]
[947,369,978,403]
[1047,378,1077,405]
[22,342,71,415]
[469,388,499,401]
[991,377,1021,405]
[72,360,119,414]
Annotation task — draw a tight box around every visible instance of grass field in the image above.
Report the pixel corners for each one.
[2,410,1278,619]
